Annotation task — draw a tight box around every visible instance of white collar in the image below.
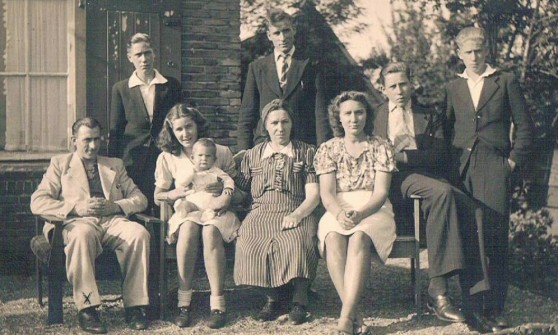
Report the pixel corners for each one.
[128,69,167,88]
[261,142,294,159]
[458,64,497,80]
[388,100,412,113]
[274,46,295,62]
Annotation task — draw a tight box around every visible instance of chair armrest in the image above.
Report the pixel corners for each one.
[131,213,163,237]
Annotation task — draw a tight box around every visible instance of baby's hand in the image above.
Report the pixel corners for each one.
[223,188,233,196]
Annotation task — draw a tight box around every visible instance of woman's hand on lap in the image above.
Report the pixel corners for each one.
[282,213,302,230]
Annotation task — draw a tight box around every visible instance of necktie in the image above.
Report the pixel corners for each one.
[392,108,415,152]
[279,54,289,89]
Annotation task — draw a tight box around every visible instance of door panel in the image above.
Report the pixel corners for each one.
[86,0,181,153]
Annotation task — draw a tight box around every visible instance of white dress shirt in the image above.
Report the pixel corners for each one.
[273,46,295,83]
[128,69,168,121]
[388,100,417,150]
[457,64,497,110]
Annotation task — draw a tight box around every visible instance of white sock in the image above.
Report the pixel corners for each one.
[210,295,226,312]
[178,289,193,308]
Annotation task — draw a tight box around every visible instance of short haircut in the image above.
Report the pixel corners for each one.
[260,99,296,140]
[157,103,210,156]
[456,27,487,48]
[127,33,151,53]
[72,117,102,136]
[380,62,411,85]
[264,8,293,30]
[328,91,374,138]
[193,138,217,156]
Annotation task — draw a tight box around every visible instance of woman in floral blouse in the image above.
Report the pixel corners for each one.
[314,91,397,335]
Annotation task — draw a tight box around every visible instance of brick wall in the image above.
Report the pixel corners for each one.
[182,0,242,149]
[0,162,48,274]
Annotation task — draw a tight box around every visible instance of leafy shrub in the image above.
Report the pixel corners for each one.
[509,208,558,299]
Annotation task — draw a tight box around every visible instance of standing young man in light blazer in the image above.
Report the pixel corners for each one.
[445,27,534,333]
[237,8,330,150]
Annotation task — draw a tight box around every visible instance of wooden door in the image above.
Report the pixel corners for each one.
[85,0,181,153]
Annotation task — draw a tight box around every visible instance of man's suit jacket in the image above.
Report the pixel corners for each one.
[30,153,148,233]
[373,101,448,176]
[108,75,181,167]
[237,51,330,150]
[445,71,533,173]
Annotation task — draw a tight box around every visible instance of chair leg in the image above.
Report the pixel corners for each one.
[414,251,421,320]
[36,255,43,307]
[159,226,167,320]
[47,274,64,324]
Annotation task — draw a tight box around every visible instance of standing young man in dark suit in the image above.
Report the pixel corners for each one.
[237,9,330,150]
[374,62,489,325]
[109,33,182,212]
[445,27,534,332]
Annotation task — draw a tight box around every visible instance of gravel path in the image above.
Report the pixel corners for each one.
[1,250,557,334]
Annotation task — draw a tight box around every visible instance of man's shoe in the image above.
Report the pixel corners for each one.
[174,306,192,328]
[427,295,466,323]
[78,307,108,334]
[125,306,149,330]
[256,300,281,321]
[465,312,499,334]
[486,311,509,329]
[207,309,226,329]
[288,303,307,325]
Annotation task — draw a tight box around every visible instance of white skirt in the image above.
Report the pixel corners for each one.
[317,190,396,263]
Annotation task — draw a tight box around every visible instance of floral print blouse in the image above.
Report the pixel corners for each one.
[314,136,396,192]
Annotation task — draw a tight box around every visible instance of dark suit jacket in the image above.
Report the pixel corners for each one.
[237,51,330,150]
[373,101,448,177]
[108,75,182,167]
[445,71,533,174]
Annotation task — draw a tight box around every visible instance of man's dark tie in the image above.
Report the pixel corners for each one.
[279,53,289,89]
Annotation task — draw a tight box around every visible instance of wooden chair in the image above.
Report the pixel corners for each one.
[387,194,423,320]
[31,214,161,324]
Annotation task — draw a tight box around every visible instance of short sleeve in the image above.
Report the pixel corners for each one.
[215,144,237,178]
[314,141,337,175]
[154,153,174,189]
[372,138,397,173]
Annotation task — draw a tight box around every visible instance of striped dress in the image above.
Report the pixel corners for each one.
[234,140,319,288]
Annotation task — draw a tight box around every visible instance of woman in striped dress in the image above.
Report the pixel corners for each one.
[315,91,397,335]
[235,99,320,325]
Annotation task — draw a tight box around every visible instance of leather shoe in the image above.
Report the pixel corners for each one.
[174,306,191,327]
[465,312,500,334]
[427,295,465,323]
[78,307,107,334]
[207,309,226,329]
[125,306,149,330]
[288,303,307,325]
[486,311,509,329]
[256,300,281,321]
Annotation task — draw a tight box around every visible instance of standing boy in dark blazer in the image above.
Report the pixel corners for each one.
[445,27,534,332]
[109,33,182,212]
[237,8,330,150]
[374,62,489,325]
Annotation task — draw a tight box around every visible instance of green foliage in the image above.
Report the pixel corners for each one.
[509,208,558,299]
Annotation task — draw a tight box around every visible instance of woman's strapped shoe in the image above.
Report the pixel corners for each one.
[174,306,192,327]
[336,317,354,335]
[207,310,226,329]
[256,301,281,321]
[288,303,307,325]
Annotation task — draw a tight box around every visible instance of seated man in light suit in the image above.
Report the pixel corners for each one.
[31,117,150,334]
